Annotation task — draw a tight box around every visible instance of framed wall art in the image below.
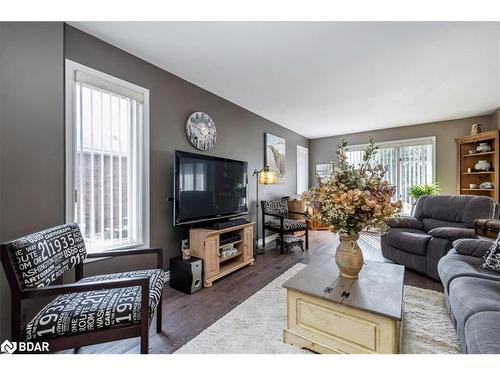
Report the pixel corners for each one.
[265,133,286,184]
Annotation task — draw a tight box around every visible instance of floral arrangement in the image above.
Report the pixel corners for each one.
[303,138,402,236]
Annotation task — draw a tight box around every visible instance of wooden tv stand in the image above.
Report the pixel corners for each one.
[189,222,255,287]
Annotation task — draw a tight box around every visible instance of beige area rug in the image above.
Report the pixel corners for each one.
[175,264,461,354]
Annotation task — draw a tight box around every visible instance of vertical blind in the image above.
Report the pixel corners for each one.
[345,140,434,213]
[399,144,433,210]
[73,77,144,251]
[297,146,309,195]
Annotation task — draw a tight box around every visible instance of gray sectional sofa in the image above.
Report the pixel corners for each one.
[381,195,496,280]
[438,237,500,354]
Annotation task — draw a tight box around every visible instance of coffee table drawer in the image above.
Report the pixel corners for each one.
[285,290,399,354]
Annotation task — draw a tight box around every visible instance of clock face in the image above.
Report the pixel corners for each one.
[185,112,217,151]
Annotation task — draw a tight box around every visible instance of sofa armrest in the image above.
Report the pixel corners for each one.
[452,238,494,258]
[475,219,500,239]
[385,217,423,230]
[428,227,476,241]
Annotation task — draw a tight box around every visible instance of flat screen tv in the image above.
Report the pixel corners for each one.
[174,150,248,226]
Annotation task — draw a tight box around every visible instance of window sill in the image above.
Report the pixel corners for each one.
[84,243,149,264]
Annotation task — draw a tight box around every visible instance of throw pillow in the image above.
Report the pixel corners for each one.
[481,233,500,272]
[482,233,500,260]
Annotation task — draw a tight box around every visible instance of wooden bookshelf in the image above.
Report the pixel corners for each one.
[463,151,496,157]
[456,130,499,202]
[462,171,495,175]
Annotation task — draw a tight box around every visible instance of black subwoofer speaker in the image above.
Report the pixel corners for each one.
[169,256,203,294]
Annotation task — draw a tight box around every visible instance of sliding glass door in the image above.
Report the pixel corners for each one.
[399,143,434,210]
[345,138,435,213]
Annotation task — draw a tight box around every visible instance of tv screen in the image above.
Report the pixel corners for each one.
[174,151,248,225]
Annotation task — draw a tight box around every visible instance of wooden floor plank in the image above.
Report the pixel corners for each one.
[67,230,442,354]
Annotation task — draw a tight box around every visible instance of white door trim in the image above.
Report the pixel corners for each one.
[296,145,309,195]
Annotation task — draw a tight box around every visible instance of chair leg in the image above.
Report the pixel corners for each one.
[11,296,21,343]
[261,222,266,251]
[280,231,285,255]
[140,326,149,354]
[305,227,309,250]
[140,300,149,354]
[156,293,163,333]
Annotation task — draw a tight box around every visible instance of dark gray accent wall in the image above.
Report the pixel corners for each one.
[63,25,309,274]
[0,22,65,341]
[309,115,494,195]
[0,23,309,341]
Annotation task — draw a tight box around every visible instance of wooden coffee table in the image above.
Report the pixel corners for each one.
[282,259,404,354]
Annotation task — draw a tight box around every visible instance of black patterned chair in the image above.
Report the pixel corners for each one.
[261,198,308,254]
[0,223,164,354]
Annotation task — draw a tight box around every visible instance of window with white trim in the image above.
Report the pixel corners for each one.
[65,60,150,252]
[345,137,435,213]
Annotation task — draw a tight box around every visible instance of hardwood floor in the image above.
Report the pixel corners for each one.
[71,230,443,354]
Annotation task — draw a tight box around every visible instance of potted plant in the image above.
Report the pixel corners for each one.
[302,138,402,279]
[408,183,440,215]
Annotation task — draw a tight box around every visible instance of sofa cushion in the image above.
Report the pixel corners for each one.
[384,228,432,255]
[438,252,500,294]
[422,218,468,232]
[414,195,495,228]
[265,218,306,231]
[465,311,500,354]
[452,238,494,258]
[448,277,500,349]
[25,269,164,340]
[427,227,475,241]
[385,216,423,230]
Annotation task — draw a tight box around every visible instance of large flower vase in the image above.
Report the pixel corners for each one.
[335,234,364,279]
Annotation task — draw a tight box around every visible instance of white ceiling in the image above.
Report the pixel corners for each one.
[70,22,500,139]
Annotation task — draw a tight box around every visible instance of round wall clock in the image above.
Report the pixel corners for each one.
[185,112,217,151]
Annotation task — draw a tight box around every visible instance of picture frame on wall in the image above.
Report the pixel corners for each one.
[315,163,334,180]
[265,133,286,184]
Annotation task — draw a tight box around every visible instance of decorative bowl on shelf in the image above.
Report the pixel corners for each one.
[479,182,494,189]
[476,143,492,153]
[468,149,477,154]
[469,183,478,189]
[475,160,491,171]
[220,247,238,258]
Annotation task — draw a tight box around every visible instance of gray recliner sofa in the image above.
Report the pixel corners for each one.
[381,195,496,280]
[438,237,500,353]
